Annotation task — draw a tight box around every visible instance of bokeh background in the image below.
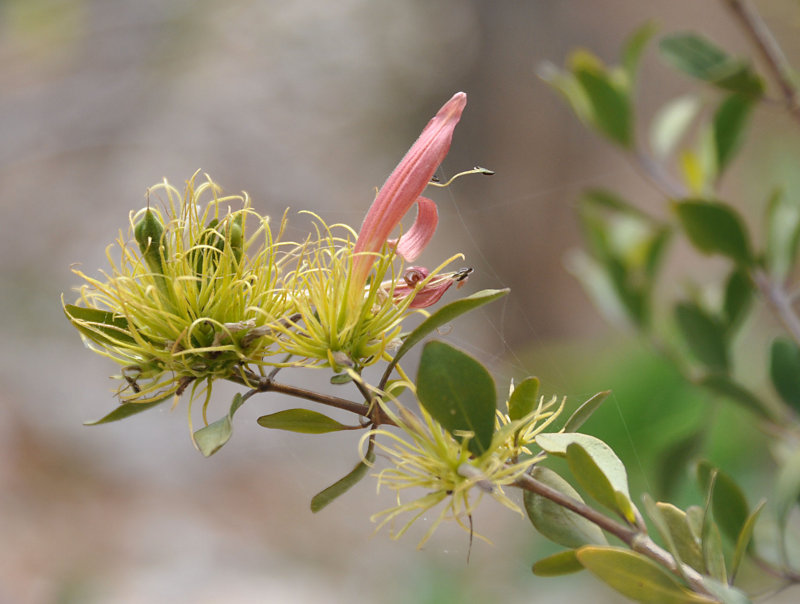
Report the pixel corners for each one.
[4,0,800,602]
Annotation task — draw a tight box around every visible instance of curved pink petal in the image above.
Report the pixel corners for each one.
[349,92,467,302]
[389,266,464,309]
[387,196,438,263]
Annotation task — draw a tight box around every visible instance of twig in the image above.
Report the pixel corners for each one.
[752,269,800,346]
[512,473,715,598]
[723,0,800,120]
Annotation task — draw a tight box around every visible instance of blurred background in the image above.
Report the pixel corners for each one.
[4,0,800,602]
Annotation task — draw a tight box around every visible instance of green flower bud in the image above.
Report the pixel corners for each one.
[134,208,166,276]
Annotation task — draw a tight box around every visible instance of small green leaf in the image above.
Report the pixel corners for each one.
[580,189,651,219]
[656,428,706,500]
[655,501,706,573]
[712,94,752,176]
[508,377,540,421]
[574,65,633,147]
[562,390,611,433]
[64,303,136,345]
[674,199,753,266]
[84,397,171,426]
[576,546,717,603]
[310,450,375,513]
[774,447,800,534]
[674,302,729,372]
[538,61,593,124]
[330,373,353,385]
[765,189,800,282]
[417,341,496,456]
[770,337,800,411]
[659,33,763,97]
[193,393,245,457]
[696,461,750,545]
[622,21,658,86]
[524,466,608,548]
[729,500,765,584]
[704,521,728,583]
[650,95,701,160]
[566,443,636,523]
[532,549,584,577]
[257,408,351,434]
[722,268,754,333]
[380,289,509,387]
[699,374,774,420]
[700,579,753,604]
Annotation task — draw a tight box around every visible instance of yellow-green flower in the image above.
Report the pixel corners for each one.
[362,392,564,548]
[64,173,294,404]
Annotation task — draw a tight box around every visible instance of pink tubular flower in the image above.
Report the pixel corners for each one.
[348,92,467,307]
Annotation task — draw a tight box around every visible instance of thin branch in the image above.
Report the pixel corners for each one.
[752,269,800,346]
[722,0,800,121]
[512,473,714,598]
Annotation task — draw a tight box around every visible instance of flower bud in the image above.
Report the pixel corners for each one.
[134,208,167,276]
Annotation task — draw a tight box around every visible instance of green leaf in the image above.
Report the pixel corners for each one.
[774,446,800,533]
[193,393,245,457]
[656,428,706,500]
[729,500,765,584]
[700,579,753,604]
[674,199,753,266]
[257,408,351,434]
[650,95,701,160]
[562,390,611,433]
[712,95,752,176]
[580,189,652,219]
[380,288,508,387]
[722,268,754,332]
[524,466,608,548]
[699,374,774,420]
[532,550,584,577]
[64,303,136,345]
[770,337,800,411]
[84,396,171,425]
[659,33,764,97]
[696,461,750,545]
[704,520,728,583]
[576,546,717,603]
[622,21,658,86]
[574,65,633,147]
[643,495,689,573]
[417,341,496,456]
[310,450,374,513]
[765,189,800,282]
[538,60,593,124]
[654,501,706,573]
[508,376,540,421]
[536,433,635,523]
[674,302,729,372]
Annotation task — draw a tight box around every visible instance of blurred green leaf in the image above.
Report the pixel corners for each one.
[765,189,800,282]
[64,303,136,345]
[193,393,245,457]
[532,550,584,576]
[508,376,540,421]
[574,65,633,147]
[84,396,171,426]
[538,60,593,124]
[380,288,508,387]
[770,337,800,411]
[674,199,753,266]
[524,466,608,548]
[722,268,754,333]
[643,495,690,574]
[576,546,717,603]
[257,409,351,434]
[696,461,750,546]
[417,341,496,456]
[656,427,706,500]
[622,21,658,86]
[310,449,375,513]
[729,500,765,584]
[700,579,753,604]
[774,447,800,536]
[712,95,752,176]
[699,374,774,420]
[674,302,729,372]
[562,390,611,433]
[659,33,764,97]
[650,95,701,160]
[581,189,651,219]
[704,521,728,583]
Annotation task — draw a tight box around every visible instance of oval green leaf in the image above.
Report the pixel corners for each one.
[770,337,800,411]
[574,66,633,147]
[417,341,496,456]
[696,461,750,546]
[713,94,752,176]
[257,408,351,434]
[562,390,611,433]
[532,549,584,577]
[576,546,717,603]
[84,396,171,426]
[674,302,729,372]
[64,303,136,345]
[524,466,608,548]
[508,377,540,421]
[674,199,753,266]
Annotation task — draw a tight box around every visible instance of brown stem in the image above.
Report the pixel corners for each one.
[512,473,714,597]
[752,269,800,346]
[723,0,800,121]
